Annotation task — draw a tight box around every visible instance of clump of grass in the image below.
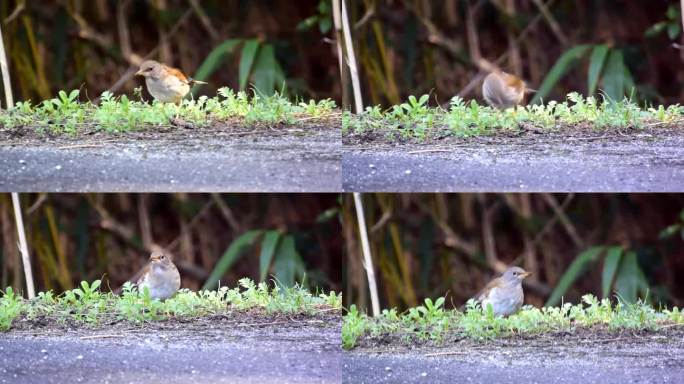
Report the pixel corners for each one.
[341,294,684,349]
[342,92,683,140]
[0,278,341,331]
[0,88,337,135]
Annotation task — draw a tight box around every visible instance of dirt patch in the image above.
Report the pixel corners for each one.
[2,310,342,384]
[0,121,341,192]
[342,127,684,192]
[351,325,684,352]
[1,117,337,147]
[343,124,683,148]
[344,327,684,384]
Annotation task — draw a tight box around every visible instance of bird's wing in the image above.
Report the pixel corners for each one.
[165,66,190,84]
[133,264,150,286]
[474,277,501,301]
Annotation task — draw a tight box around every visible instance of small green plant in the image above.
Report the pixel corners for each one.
[0,88,337,135]
[342,305,368,349]
[0,287,23,331]
[342,93,683,141]
[0,278,341,331]
[341,294,684,349]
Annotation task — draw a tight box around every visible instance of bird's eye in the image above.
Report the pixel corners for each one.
[160,255,165,259]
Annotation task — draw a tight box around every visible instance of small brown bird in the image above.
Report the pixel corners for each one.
[475,266,531,317]
[135,60,207,104]
[134,250,181,300]
[482,71,535,110]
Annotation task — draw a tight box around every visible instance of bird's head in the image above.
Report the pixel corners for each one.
[502,266,531,283]
[149,250,172,267]
[136,60,162,78]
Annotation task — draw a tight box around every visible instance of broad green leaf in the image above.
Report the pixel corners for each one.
[545,246,605,306]
[531,44,591,104]
[613,251,648,303]
[259,230,281,282]
[272,234,305,287]
[202,230,263,290]
[667,23,681,40]
[601,246,623,298]
[252,44,286,96]
[192,38,243,94]
[601,50,625,102]
[587,45,609,96]
[239,39,261,90]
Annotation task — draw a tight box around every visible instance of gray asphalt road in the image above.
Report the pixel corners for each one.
[1,321,341,384]
[344,335,684,384]
[342,133,684,192]
[0,130,340,192]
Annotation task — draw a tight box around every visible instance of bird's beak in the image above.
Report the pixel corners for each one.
[525,87,537,94]
[135,70,144,77]
[521,271,532,278]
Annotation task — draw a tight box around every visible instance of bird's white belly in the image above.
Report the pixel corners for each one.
[482,287,523,316]
[138,273,179,300]
[145,77,189,103]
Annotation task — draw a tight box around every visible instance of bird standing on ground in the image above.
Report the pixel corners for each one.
[135,250,181,300]
[475,266,531,317]
[135,60,207,104]
[482,71,534,110]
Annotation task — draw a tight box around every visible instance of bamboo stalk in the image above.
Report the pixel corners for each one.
[353,193,379,316]
[331,0,350,109]
[12,194,35,299]
[341,0,364,113]
[0,22,14,108]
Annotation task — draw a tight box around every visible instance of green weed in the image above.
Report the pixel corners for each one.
[342,93,684,141]
[0,88,337,135]
[341,294,684,349]
[0,278,341,330]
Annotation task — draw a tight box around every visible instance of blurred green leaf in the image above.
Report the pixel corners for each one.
[666,5,679,19]
[531,44,591,104]
[202,230,263,290]
[667,23,682,40]
[192,38,243,94]
[239,39,260,91]
[645,21,668,38]
[252,44,286,96]
[272,234,305,287]
[316,208,339,223]
[545,245,605,306]
[614,251,648,303]
[259,230,281,282]
[587,45,609,96]
[659,224,681,239]
[602,50,625,101]
[601,246,623,298]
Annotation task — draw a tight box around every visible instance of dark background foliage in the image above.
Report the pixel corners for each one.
[344,194,684,312]
[343,0,684,107]
[0,0,339,104]
[0,193,342,294]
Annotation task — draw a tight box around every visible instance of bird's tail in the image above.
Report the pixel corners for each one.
[188,78,208,85]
